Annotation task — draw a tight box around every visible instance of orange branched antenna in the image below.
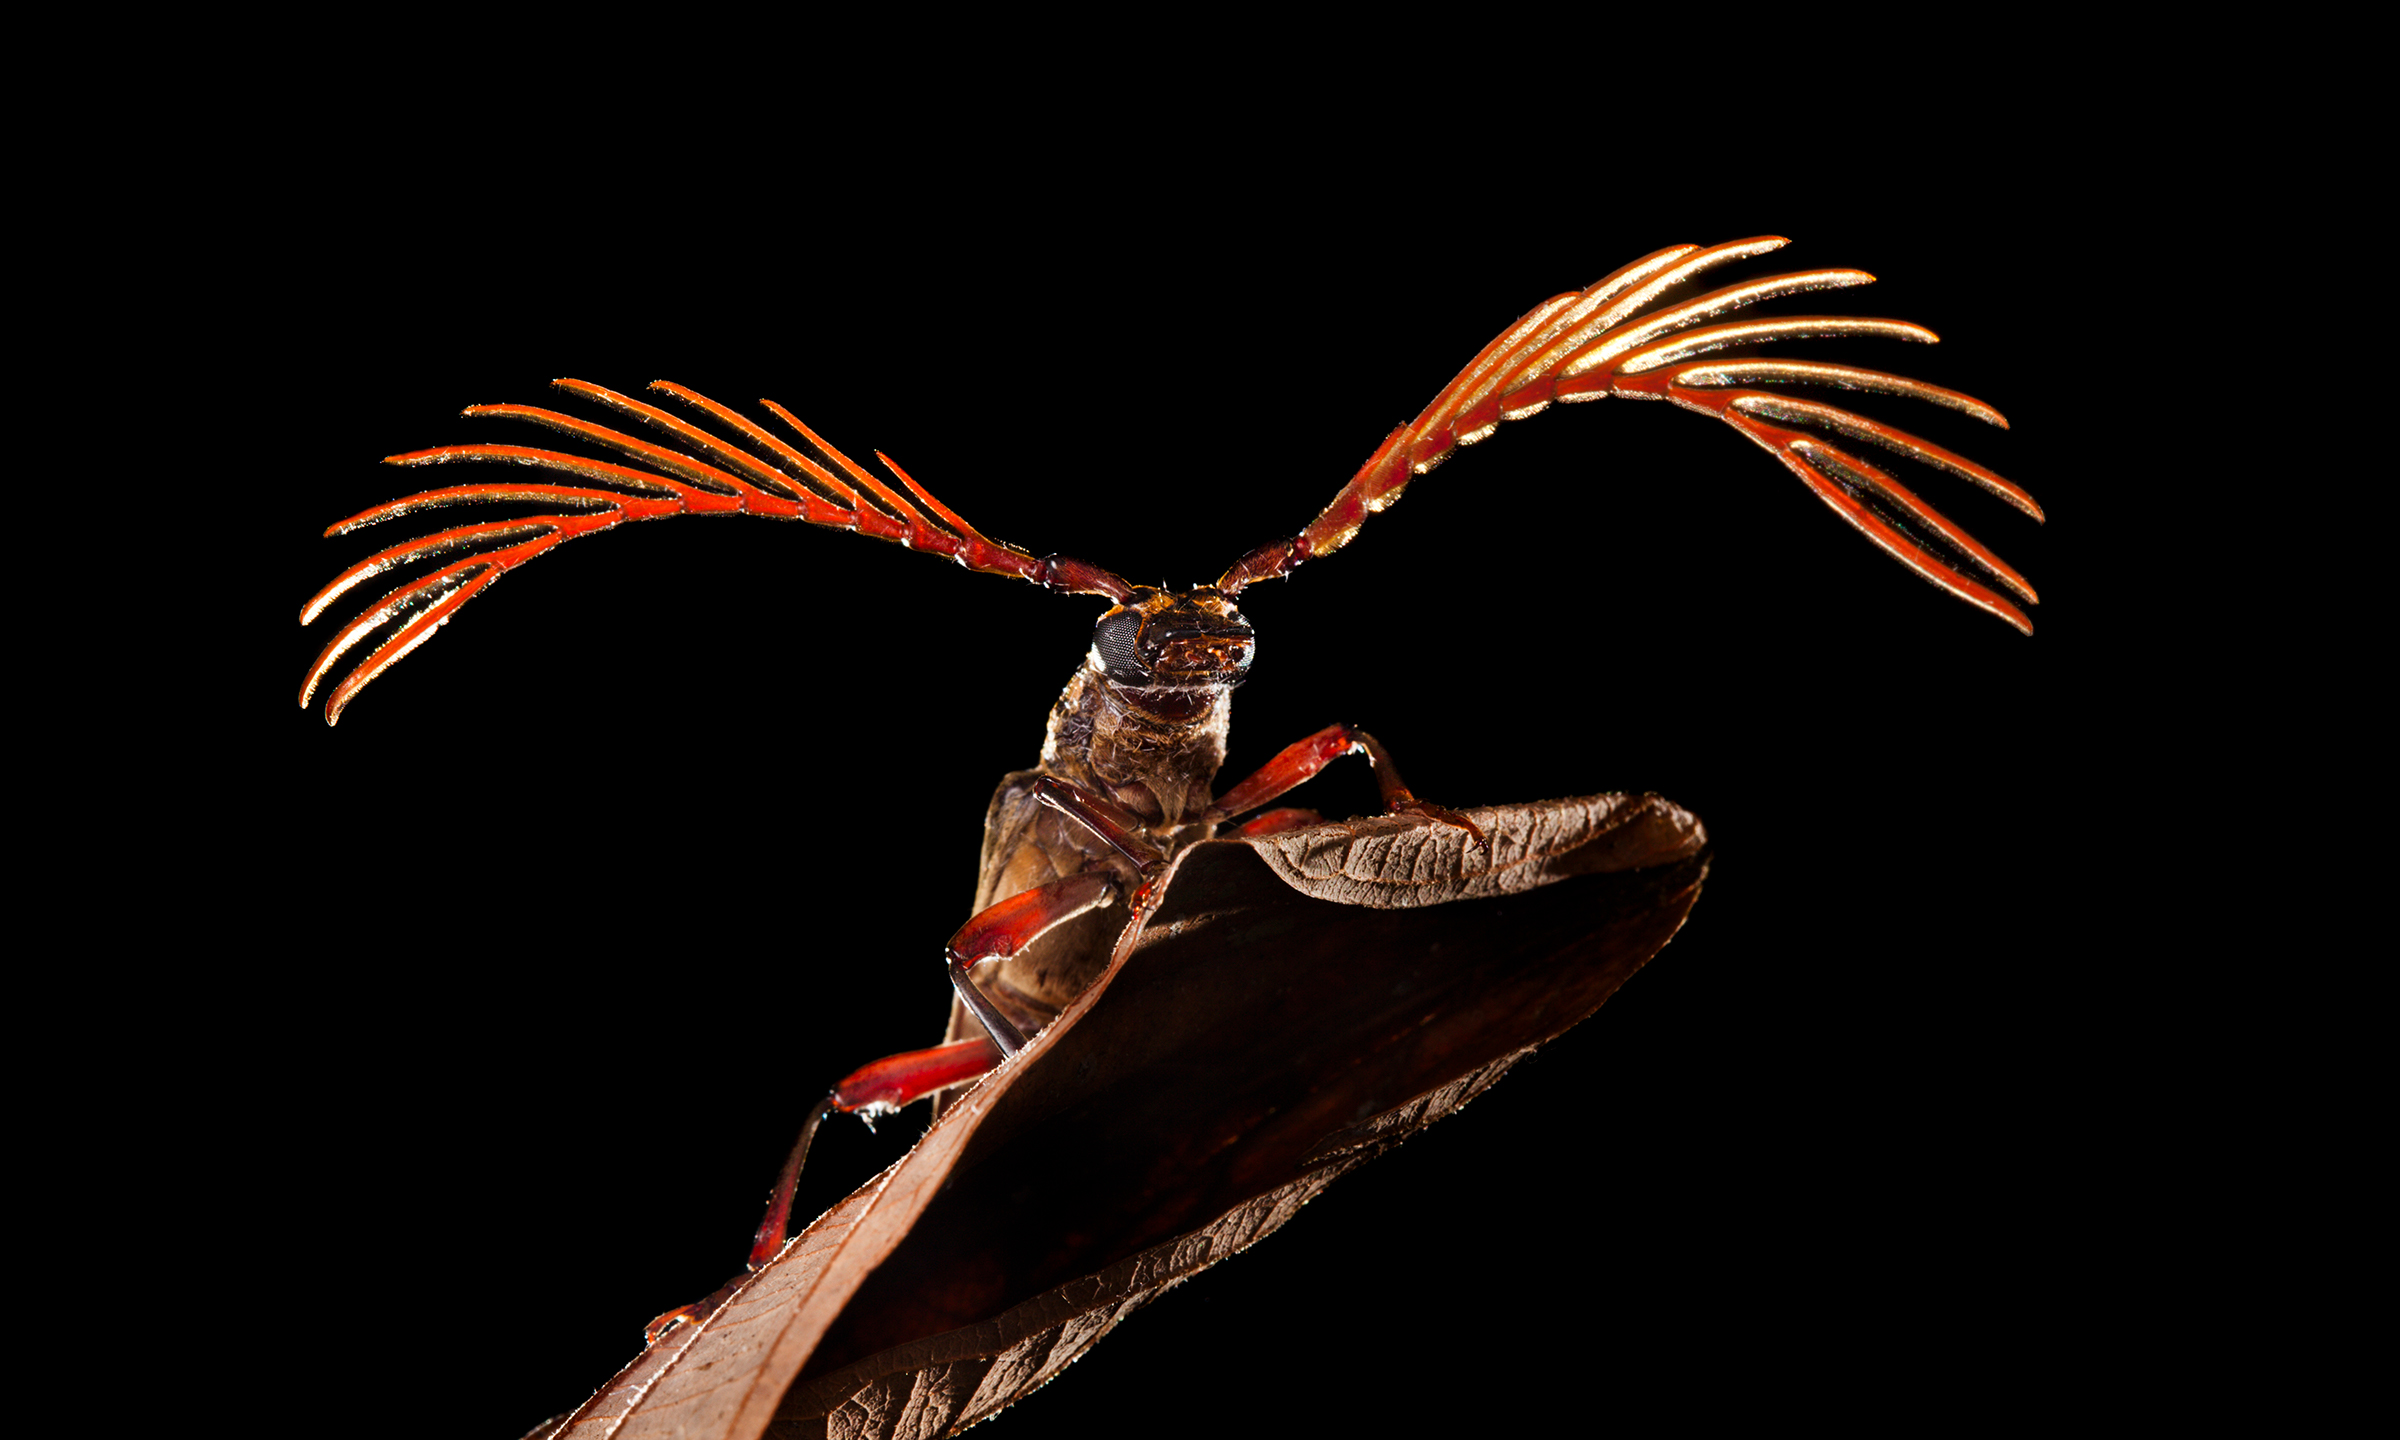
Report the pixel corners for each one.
[298,381,1134,724]
[1215,237,2041,634]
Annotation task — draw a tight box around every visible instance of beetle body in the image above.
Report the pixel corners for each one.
[964,590,1254,1041]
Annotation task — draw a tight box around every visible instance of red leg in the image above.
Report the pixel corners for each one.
[1236,806,1325,837]
[644,867,1123,1342]
[1206,723,1488,853]
[1207,723,1359,820]
[1032,776,1166,870]
[740,872,1116,1281]
[947,870,1118,1056]
[644,1033,1010,1341]
[747,1037,1001,1264]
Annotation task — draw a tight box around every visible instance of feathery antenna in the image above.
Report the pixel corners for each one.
[1216,238,2039,634]
[299,381,1134,724]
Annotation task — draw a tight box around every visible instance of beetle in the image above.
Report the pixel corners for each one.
[297,236,2041,1430]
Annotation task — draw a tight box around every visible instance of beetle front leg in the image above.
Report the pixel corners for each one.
[1030,776,1168,871]
[1205,723,1489,853]
[946,870,1119,1057]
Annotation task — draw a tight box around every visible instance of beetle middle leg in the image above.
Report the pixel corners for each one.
[700,871,1120,1298]
[650,791,1159,1338]
[643,1035,1017,1340]
[707,1034,1010,1289]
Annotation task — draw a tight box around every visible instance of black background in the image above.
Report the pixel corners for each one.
[196,98,2168,1438]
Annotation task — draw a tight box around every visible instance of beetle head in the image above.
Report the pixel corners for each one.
[1090,588,1254,691]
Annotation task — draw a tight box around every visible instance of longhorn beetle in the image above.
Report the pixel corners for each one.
[299,235,2040,1391]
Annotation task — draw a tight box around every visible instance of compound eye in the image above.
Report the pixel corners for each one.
[1092,609,1148,683]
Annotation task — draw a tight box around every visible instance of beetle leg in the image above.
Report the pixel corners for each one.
[1204,723,1365,819]
[645,1031,1021,1340]
[1236,806,1325,837]
[649,872,1120,1341]
[1031,777,1168,870]
[722,1036,1007,1282]
[1348,730,1488,853]
[644,1287,741,1344]
[1205,723,1489,854]
[946,871,1119,1058]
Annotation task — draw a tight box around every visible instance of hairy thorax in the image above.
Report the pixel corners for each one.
[952,663,1235,1043]
[1041,667,1230,835]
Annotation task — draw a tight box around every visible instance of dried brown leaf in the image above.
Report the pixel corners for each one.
[537,793,1706,1440]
